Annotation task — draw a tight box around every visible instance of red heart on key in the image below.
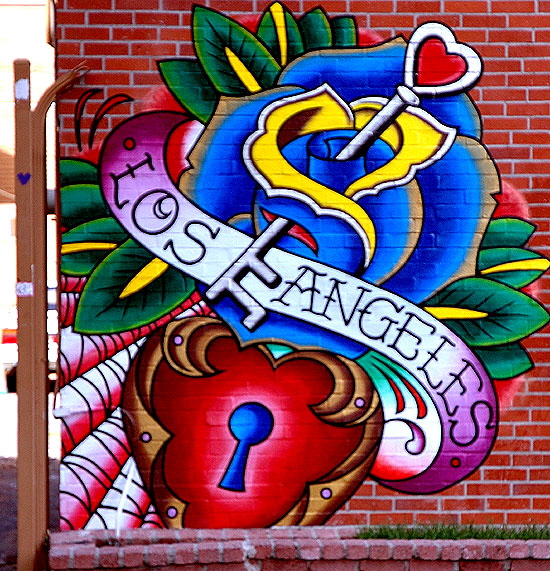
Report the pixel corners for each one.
[415,38,468,86]
[404,23,481,96]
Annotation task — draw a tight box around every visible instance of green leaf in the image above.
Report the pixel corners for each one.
[61,218,129,277]
[257,3,304,65]
[480,218,535,249]
[62,217,128,245]
[473,343,533,380]
[61,248,113,277]
[157,59,218,123]
[332,16,357,47]
[478,247,550,288]
[425,277,550,346]
[59,158,98,187]
[74,239,196,334]
[61,184,112,230]
[299,8,332,51]
[193,5,280,95]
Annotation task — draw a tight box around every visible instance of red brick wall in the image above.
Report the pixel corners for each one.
[56,0,550,527]
[48,527,550,570]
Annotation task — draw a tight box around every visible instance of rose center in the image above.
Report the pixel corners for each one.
[281,129,394,193]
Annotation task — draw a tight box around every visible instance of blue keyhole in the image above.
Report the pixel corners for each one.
[219,402,274,492]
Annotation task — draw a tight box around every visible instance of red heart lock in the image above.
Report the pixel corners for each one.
[123,317,383,528]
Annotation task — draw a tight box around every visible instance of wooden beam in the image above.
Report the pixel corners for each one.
[14,57,48,571]
[15,60,87,571]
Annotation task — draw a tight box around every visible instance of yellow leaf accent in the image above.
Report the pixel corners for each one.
[224,47,262,93]
[480,258,550,275]
[270,2,288,66]
[119,258,170,300]
[424,307,488,320]
[61,242,118,254]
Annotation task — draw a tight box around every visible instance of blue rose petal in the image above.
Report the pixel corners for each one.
[278,42,481,139]
[188,40,496,356]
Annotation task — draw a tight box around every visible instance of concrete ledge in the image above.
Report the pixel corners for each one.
[49,527,550,570]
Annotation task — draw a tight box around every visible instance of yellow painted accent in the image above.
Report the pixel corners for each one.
[61,242,117,254]
[249,91,453,263]
[119,257,170,299]
[345,102,450,197]
[480,258,550,275]
[270,3,288,66]
[424,306,489,320]
[224,47,262,93]
[249,89,377,257]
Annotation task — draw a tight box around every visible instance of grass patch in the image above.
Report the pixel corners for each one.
[357,524,550,540]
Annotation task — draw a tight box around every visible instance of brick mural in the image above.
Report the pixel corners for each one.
[56,1,550,529]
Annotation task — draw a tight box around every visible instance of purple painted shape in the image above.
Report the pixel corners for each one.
[17,172,31,185]
[376,340,497,494]
[99,111,187,232]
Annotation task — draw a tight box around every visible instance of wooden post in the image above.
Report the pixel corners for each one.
[15,60,87,571]
[14,57,47,571]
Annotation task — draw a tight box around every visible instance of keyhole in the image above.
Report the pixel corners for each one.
[219,402,274,492]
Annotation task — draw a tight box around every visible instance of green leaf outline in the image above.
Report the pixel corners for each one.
[193,5,280,95]
[60,158,98,187]
[332,16,358,47]
[74,238,195,334]
[62,217,128,245]
[61,218,129,277]
[425,277,550,347]
[478,247,549,288]
[157,59,218,123]
[299,8,333,51]
[473,343,533,380]
[61,183,112,230]
[480,217,535,249]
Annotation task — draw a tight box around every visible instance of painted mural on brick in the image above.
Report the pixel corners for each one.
[58,4,549,529]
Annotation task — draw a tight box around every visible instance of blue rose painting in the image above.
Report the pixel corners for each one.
[58,4,549,530]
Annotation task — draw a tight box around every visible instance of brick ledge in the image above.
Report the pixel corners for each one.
[49,527,550,570]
